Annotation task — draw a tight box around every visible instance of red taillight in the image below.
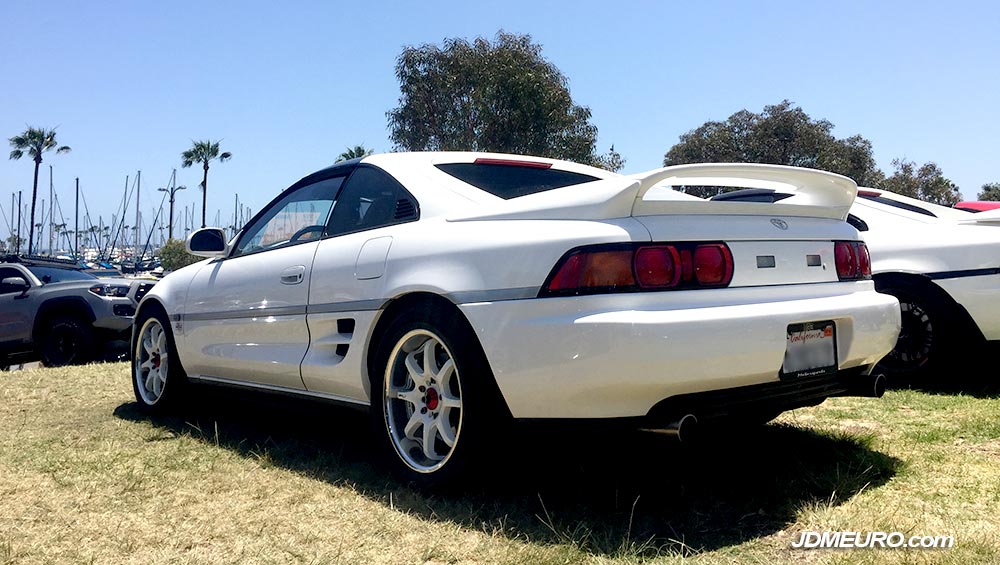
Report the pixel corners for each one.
[634,246,681,289]
[542,242,734,296]
[473,157,552,169]
[545,249,635,292]
[857,242,872,277]
[693,244,734,286]
[834,241,872,281]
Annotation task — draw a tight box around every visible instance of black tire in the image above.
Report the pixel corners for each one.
[876,283,963,382]
[370,306,507,487]
[131,308,187,411]
[39,315,93,367]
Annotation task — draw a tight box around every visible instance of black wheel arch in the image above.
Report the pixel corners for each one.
[873,271,985,342]
[32,297,96,342]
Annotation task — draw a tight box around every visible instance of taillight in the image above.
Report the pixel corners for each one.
[545,249,635,292]
[693,244,734,286]
[541,242,734,297]
[634,246,680,289]
[834,241,872,281]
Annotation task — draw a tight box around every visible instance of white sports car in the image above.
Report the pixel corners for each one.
[132,153,900,482]
[847,188,1000,378]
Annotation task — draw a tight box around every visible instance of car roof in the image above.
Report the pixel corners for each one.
[304,152,619,219]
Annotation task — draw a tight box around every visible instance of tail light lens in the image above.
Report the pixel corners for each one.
[541,242,734,297]
[834,241,872,281]
[693,244,734,286]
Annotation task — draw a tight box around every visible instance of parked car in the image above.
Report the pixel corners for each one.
[954,201,1000,213]
[131,153,900,483]
[848,188,1000,378]
[0,255,156,367]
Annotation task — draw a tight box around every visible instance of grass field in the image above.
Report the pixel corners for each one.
[2,362,999,564]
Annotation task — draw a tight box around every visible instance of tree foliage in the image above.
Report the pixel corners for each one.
[663,101,883,197]
[337,145,374,162]
[8,126,71,254]
[181,140,232,228]
[881,158,961,206]
[388,31,620,170]
[157,238,201,272]
[978,182,1000,201]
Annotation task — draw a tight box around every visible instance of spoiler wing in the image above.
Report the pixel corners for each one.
[630,163,858,220]
[449,163,858,222]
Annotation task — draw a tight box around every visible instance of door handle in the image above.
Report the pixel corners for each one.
[280,265,306,285]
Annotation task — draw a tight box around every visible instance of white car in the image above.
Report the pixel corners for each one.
[848,188,1000,378]
[131,153,900,483]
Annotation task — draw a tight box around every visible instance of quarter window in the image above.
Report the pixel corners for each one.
[326,166,418,237]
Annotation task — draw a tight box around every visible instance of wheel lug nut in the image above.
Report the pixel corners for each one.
[420,407,428,414]
[418,385,426,392]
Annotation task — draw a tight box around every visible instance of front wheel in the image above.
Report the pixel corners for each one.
[39,315,92,367]
[371,309,506,485]
[132,310,186,410]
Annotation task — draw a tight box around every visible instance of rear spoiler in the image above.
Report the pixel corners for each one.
[957,208,1000,225]
[629,163,858,220]
[449,163,857,222]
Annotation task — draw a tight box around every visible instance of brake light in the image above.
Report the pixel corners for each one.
[473,158,552,169]
[541,242,734,296]
[634,246,680,288]
[834,241,872,281]
[693,244,734,286]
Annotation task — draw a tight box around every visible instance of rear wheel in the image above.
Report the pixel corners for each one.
[132,310,186,410]
[876,283,963,382]
[371,308,506,486]
[39,315,92,367]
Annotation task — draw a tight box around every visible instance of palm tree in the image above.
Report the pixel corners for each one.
[337,144,374,162]
[8,127,71,254]
[181,140,232,228]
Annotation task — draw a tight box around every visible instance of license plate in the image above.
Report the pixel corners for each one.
[781,321,837,379]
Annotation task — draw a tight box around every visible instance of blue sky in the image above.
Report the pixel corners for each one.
[2,1,998,240]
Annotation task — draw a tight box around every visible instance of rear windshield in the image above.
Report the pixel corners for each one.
[436,163,599,199]
[27,266,97,284]
[858,194,937,217]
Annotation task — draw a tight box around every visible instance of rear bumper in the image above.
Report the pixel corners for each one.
[459,281,900,419]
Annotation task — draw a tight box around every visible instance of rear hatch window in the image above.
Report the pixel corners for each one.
[436,162,599,199]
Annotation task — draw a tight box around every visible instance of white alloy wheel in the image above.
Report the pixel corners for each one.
[135,316,170,405]
[383,329,464,473]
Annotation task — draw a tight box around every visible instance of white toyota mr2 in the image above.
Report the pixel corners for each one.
[132,153,901,483]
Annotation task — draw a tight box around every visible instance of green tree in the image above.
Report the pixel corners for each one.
[157,238,201,271]
[663,101,882,196]
[181,140,232,228]
[388,31,612,167]
[593,145,626,173]
[8,127,71,254]
[978,182,1000,201]
[337,145,374,162]
[880,159,961,206]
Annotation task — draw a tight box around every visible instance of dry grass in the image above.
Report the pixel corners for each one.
[1,362,999,564]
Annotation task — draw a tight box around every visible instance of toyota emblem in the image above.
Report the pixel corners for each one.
[770,218,789,230]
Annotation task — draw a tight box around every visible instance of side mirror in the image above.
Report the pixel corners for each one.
[187,228,229,258]
[1,276,30,294]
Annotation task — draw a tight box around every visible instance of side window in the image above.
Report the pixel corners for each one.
[233,175,345,257]
[326,166,419,237]
[0,267,26,294]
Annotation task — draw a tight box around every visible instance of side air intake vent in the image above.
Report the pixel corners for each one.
[394,199,417,220]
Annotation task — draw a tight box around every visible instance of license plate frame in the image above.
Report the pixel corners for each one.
[780,320,838,379]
